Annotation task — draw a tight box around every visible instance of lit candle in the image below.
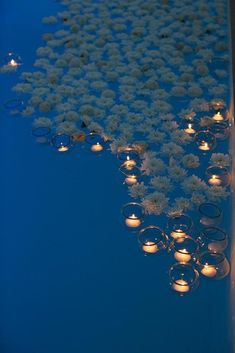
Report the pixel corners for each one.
[91,142,103,152]
[213,112,223,121]
[184,123,196,134]
[125,176,137,185]
[123,158,136,170]
[199,142,210,151]
[58,145,69,152]
[172,279,190,293]
[142,241,158,254]
[8,59,18,67]
[208,175,221,186]
[171,229,186,239]
[125,214,141,228]
[201,264,217,277]
[174,249,191,263]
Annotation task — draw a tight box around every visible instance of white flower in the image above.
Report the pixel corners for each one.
[128,182,148,199]
[141,156,166,176]
[42,16,57,25]
[168,166,187,181]
[150,176,172,193]
[142,192,169,215]
[175,197,191,211]
[191,192,206,206]
[56,121,77,134]
[182,154,200,169]
[210,153,231,167]
[181,175,207,194]
[33,117,52,127]
[161,142,184,157]
[206,186,230,202]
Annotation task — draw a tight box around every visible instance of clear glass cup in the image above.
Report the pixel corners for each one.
[169,236,198,263]
[51,134,72,152]
[167,214,193,239]
[32,126,51,144]
[122,202,145,230]
[119,164,142,186]
[209,121,230,140]
[138,226,168,255]
[194,130,216,152]
[197,251,230,279]
[169,263,199,294]
[4,52,23,67]
[198,203,222,226]
[206,166,230,187]
[197,227,228,252]
[117,147,140,170]
[85,133,106,153]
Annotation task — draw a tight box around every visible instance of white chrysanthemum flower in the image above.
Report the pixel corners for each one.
[161,121,179,131]
[175,197,191,211]
[191,192,206,206]
[42,16,57,25]
[168,166,187,181]
[206,186,230,202]
[141,156,166,176]
[209,85,227,97]
[210,153,231,167]
[190,99,210,112]
[171,130,192,145]
[0,64,18,73]
[128,182,148,199]
[161,142,184,157]
[182,154,200,169]
[179,109,196,120]
[56,121,77,134]
[150,176,172,193]
[188,85,203,97]
[171,86,187,97]
[142,192,169,215]
[181,175,207,194]
[12,83,32,93]
[33,117,52,127]
[21,106,35,117]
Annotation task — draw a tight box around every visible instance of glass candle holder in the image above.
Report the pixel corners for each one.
[4,98,24,110]
[4,52,23,67]
[199,203,222,226]
[197,227,228,252]
[170,236,198,263]
[210,98,228,119]
[182,119,199,135]
[138,226,168,254]
[32,126,51,144]
[122,202,145,230]
[197,251,230,279]
[119,164,142,186]
[51,134,72,152]
[86,133,106,153]
[169,263,199,294]
[117,147,140,170]
[194,130,216,151]
[167,214,193,239]
[209,121,230,140]
[206,166,230,187]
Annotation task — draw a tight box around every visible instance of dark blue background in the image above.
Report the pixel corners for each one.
[0,1,232,352]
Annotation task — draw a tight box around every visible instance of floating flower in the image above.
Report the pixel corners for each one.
[142,192,169,215]
[209,153,231,167]
[128,182,148,199]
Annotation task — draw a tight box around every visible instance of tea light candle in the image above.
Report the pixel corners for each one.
[199,142,210,151]
[208,175,221,186]
[125,176,137,185]
[125,214,141,228]
[9,59,18,67]
[184,123,196,134]
[201,264,217,278]
[172,279,190,293]
[174,249,191,263]
[171,229,186,239]
[58,145,69,152]
[213,112,224,121]
[142,241,158,254]
[91,142,103,152]
[123,158,136,170]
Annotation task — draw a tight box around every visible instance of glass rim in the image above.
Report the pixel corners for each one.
[198,203,222,219]
[138,226,166,245]
[197,251,226,266]
[200,227,227,242]
[122,202,145,218]
[32,126,51,137]
[206,165,229,176]
[169,262,199,285]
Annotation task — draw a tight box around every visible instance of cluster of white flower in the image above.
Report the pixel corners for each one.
[1,0,231,215]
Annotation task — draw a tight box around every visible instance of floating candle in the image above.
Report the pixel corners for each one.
[213,112,223,121]
[123,157,136,170]
[199,142,210,151]
[201,264,217,277]
[172,279,190,293]
[208,175,221,186]
[9,59,18,67]
[174,249,191,263]
[184,123,196,134]
[58,145,69,152]
[125,214,141,228]
[171,229,186,239]
[142,241,158,254]
[91,142,103,152]
[125,176,137,185]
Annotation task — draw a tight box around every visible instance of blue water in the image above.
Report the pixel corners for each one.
[0,0,232,352]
